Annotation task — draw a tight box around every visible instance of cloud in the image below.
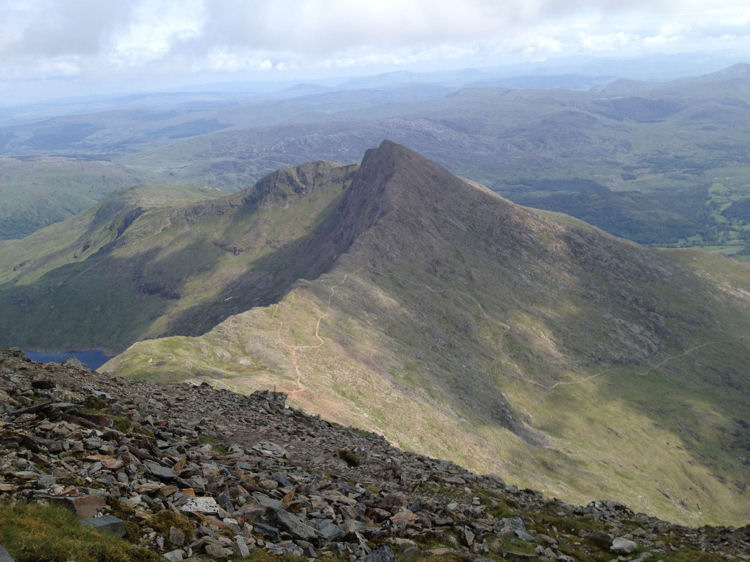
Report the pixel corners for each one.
[111,0,204,65]
[0,0,748,102]
[0,0,132,57]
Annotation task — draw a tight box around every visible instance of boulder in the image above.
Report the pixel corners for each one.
[611,536,638,554]
[79,514,127,537]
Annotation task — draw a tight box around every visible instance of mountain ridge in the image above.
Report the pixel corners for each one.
[3,63,750,249]
[98,142,749,526]
[0,162,357,351]
[0,141,748,524]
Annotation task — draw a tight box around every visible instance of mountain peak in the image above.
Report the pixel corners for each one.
[327,139,497,253]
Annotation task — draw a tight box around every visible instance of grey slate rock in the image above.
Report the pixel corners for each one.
[266,541,304,557]
[314,518,343,541]
[499,516,535,542]
[179,496,220,514]
[36,473,56,488]
[233,535,250,558]
[215,489,234,512]
[143,459,176,480]
[272,507,318,540]
[204,543,232,559]
[169,526,185,546]
[61,357,86,370]
[163,550,184,561]
[79,514,127,537]
[611,536,638,554]
[253,492,282,510]
[252,521,280,538]
[362,545,395,562]
[271,472,293,488]
[0,544,14,562]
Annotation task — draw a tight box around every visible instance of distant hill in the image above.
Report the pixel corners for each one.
[2,64,750,249]
[7,142,745,524]
[119,64,750,248]
[0,157,145,239]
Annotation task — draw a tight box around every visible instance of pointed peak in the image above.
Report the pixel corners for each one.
[357,139,458,186]
[364,139,425,163]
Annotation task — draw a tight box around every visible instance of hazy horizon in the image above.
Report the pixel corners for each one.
[2,0,749,106]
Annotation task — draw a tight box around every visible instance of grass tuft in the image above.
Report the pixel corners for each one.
[0,502,159,562]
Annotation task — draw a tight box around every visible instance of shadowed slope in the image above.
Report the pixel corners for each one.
[0,162,357,351]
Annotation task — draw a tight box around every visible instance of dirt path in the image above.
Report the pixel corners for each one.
[272,274,351,398]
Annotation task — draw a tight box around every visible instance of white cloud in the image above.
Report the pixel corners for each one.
[112,0,204,65]
[0,0,748,102]
[579,32,636,52]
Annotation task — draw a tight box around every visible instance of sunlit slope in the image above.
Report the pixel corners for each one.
[0,162,356,351]
[106,142,750,526]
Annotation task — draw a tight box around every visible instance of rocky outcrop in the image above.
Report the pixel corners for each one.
[0,348,747,560]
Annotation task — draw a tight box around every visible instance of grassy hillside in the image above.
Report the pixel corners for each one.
[0,163,355,352]
[104,142,750,527]
[0,157,146,239]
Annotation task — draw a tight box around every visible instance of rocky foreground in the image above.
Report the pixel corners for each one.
[0,348,747,561]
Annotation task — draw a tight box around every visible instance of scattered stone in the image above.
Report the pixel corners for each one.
[143,460,176,480]
[0,348,746,561]
[499,516,535,542]
[179,496,220,514]
[51,495,106,519]
[204,542,232,559]
[168,526,185,546]
[363,544,395,561]
[61,357,86,370]
[163,550,184,561]
[233,535,250,557]
[272,508,318,540]
[314,518,343,541]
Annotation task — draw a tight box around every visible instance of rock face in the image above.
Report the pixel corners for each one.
[0,348,748,560]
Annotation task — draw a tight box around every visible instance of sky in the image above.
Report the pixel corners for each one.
[1,0,749,105]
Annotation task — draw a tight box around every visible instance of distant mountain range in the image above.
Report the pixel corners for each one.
[3,141,748,526]
[1,64,749,252]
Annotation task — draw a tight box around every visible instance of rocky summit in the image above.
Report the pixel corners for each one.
[0,348,748,561]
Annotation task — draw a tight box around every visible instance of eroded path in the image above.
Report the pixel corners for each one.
[272,274,351,398]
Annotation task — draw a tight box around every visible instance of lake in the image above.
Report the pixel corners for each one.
[23,350,112,370]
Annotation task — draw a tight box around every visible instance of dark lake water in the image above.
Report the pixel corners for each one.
[23,350,112,370]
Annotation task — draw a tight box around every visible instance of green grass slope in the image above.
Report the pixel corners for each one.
[0,163,355,351]
[106,142,750,527]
